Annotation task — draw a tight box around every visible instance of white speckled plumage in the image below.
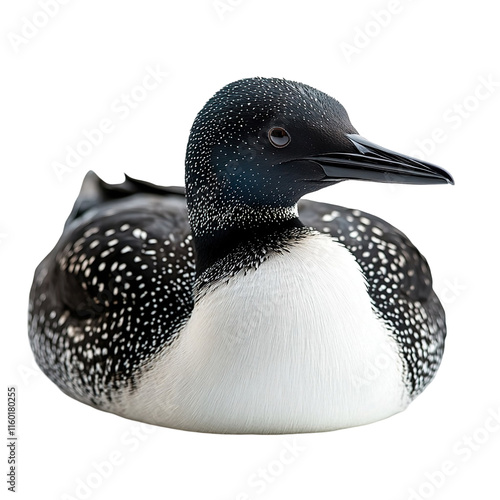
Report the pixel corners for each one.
[28,77,452,433]
[121,233,408,434]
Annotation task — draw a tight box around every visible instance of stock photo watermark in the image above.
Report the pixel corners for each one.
[339,0,415,63]
[212,0,245,21]
[407,404,500,500]
[60,422,156,500]
[17,358,43,386]
[7,0,72,54]
[6,387,18,493]
[409,74,499,161]
[437,277,467,306]
[51,64,169,182]
[230,438,306,499]
[352,341,400,391]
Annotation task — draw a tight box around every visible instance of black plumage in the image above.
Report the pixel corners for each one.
[29,173,444,405]
[28,77,452,428]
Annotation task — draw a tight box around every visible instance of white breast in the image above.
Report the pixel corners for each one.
[120,233,409,433]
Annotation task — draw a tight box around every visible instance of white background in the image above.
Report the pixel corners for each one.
[1,1,499,499]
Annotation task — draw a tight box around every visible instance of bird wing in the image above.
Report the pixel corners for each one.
[29,172,445,403]
[298,198,446,397]
[29,172,195,405]
[298,198,434,304]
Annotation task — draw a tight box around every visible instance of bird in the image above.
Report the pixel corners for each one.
[28,77,453,434]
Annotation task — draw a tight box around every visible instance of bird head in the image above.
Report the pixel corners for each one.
[185,77,453,234]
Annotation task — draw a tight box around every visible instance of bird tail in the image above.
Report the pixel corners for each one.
[65,171,186,228]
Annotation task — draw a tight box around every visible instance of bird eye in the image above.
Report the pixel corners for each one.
[268,127,291,148]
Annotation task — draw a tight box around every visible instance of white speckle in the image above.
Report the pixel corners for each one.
[322,211,340,222]
[84,227,99,238]
[133,229,148,240]
[58,311,69,326]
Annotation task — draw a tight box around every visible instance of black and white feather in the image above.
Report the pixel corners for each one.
[28,77,451,434]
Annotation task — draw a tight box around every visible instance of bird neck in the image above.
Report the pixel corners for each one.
[188,199,303,277]
[185,154,304,276]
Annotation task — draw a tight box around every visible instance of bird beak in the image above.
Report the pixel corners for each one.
[303,134,454,185]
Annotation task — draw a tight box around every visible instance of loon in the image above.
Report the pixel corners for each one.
[29,77,453,434]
